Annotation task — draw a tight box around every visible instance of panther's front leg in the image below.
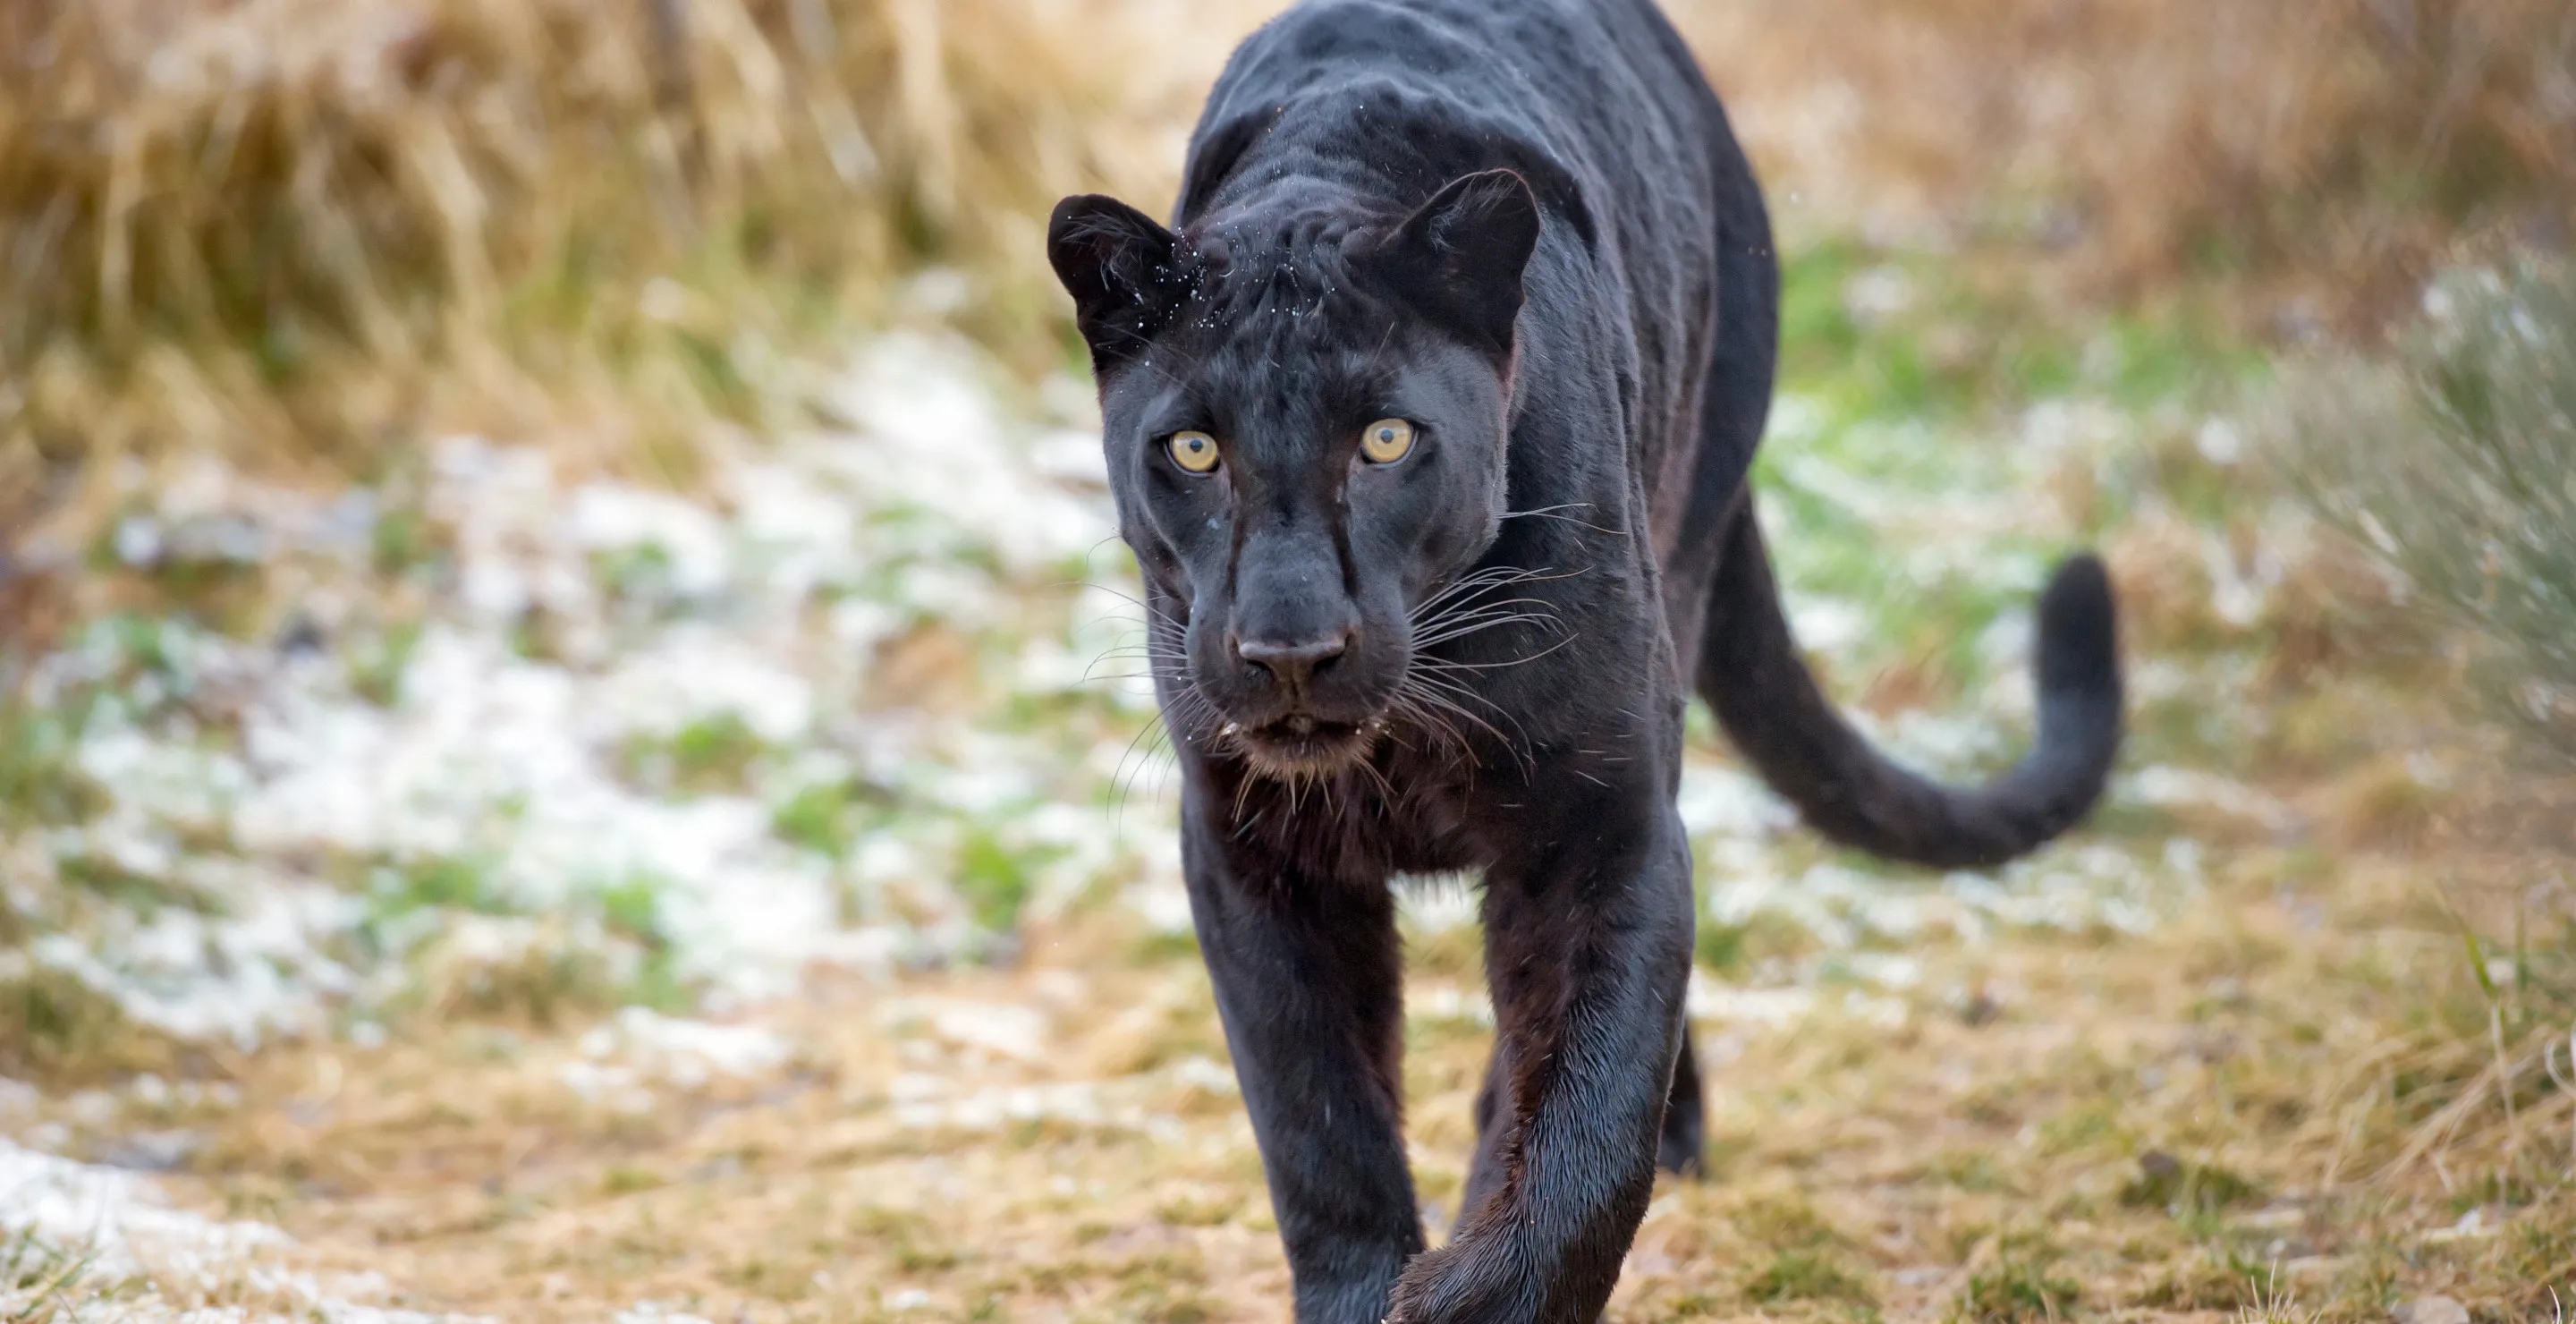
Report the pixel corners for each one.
[1179,785,1424,1324]
[1386,798,1696,1324]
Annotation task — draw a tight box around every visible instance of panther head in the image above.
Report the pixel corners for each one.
[1048,171,1543,780]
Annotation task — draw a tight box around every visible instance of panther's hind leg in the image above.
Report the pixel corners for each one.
[1657,1030,1707,1175]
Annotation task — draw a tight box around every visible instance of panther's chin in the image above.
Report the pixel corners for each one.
[1227,715,1385,781]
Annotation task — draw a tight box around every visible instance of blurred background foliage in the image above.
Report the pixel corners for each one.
[1,0,2570,537]
[1682,0,2575,313]
[0,0,1164,526]
[2289,258,2576,768]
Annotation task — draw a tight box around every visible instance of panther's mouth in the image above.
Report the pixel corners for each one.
[1225,714,1383,779]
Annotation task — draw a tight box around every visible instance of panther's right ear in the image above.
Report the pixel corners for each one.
[1048,195,1182,376]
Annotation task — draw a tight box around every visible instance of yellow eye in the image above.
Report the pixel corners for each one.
[1360,418,1415,464]
[1167,430,1220,473]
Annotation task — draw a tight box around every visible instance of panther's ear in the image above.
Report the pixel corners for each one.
[1360,169,1541,357]
[1048,194,1182,375]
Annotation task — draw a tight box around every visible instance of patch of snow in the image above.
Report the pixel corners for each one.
[29,334,1141,1045]
[1676,764,1797,842]
[881,998,1053,1064]
[892,1081,1105,1132]
[0,1139,487,1323]
[0,1138,285,1281]
[1408,986,1496,1028]
[615,1304,717,1324]
[1686,976,1816,1027]
[577,1008,792,1090]
[2124,765,2297,832]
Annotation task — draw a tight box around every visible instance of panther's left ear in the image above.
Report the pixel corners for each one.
[1360,169,1541,357]
[1048,194,1182,376]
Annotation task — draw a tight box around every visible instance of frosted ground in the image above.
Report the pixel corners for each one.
[4,268,2320,1314]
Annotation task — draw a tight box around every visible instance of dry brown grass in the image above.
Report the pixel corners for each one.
[62,812,2556,1322]
[0,0,1165,535]
[8,0,2569,542]
[1673,0,2576,327]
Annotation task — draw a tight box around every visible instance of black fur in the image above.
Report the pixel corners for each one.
[1046,2,2123,1320]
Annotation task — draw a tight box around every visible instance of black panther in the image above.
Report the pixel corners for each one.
[1046,1,2123,1319]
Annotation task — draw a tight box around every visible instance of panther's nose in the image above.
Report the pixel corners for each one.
[1234,632,1352,692]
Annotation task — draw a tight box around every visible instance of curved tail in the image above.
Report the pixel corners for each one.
[1698,500,2123,870]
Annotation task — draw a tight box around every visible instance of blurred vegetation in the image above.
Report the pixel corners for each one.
[1680,0,2576,321]
[0,0,2563,547]
[0,0,1145,538]
[2286,257,2576,767]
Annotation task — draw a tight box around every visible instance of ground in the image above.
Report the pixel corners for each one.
[18,825,2575,1323]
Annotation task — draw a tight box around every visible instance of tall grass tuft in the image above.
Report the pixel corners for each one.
[2287,256,2576,768]
[0,0,1145,530]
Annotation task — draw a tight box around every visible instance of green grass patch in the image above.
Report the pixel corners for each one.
[1928,1150,2019,1194]
[1775,239,2257,429]
[954,826,1059,936]
[371,501,441,577]
[599,1165,665,1197]
[0,965,166,1083]
[772,776,886,858]
[1951,1235,2080,1324]
[1732,1193,1855,1253]
[350,619,424,708]
[595,874,691,1013]
[621,713,772,796]
[1125,927,1201,965]
[2119,1150,2264,1216]
[373,853,515,920]
[55,853,218,921]
[1743,1249,1876,1305]
[1695,919,1750,975]
[2034,1100,2129,1158]
[593,543,682,616]
[2135,1244,2278,1311]
[0,689,108,832]
[0,1226,123,1320]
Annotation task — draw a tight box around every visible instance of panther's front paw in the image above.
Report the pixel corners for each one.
[1385,1240,1524,1324]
